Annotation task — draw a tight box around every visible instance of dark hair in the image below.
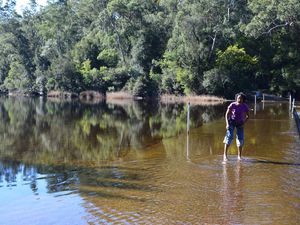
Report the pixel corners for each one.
[235,92,246,102]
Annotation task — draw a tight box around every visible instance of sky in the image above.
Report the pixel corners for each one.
[16,0,48,13]
[1,0,48,13]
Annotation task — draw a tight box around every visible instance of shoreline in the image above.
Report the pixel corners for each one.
[1,91,294,105]
[1,91,227,105]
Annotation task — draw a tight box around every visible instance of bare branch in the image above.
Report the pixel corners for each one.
[263,22,290,34]
[208,32,217,60]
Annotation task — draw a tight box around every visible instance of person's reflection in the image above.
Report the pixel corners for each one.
[222,161,245,223]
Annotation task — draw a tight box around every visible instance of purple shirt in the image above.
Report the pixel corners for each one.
[228,102,249,124]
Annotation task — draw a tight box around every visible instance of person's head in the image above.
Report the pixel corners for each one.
[235,92,246,103]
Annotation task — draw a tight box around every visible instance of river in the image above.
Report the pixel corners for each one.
[0,97,299,224]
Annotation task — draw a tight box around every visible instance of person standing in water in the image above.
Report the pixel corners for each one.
[223,93,250,162]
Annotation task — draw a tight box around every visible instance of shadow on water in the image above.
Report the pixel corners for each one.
[243,158,300,166]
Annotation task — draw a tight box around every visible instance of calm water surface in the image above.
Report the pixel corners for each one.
[0,97,299,224]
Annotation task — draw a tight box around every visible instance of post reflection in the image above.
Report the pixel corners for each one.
[186,132,190,161]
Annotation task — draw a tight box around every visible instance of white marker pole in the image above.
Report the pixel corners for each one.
[254,95,257,115]
[187,102,190,134]
[186,102,190,160]
[289,94,292,111]
[263,94,265,110]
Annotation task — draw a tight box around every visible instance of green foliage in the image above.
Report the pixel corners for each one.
[4,60,32,91]
[132,76,159,98]
[240,0,300,97]
[203,45,258,98]
[0,33,17,83]
[216,45,258,71]
[156,52,184,95]
[80,60,107,93]
[243,0,300,37]
[105,67,131,91]
[47,56,82,92]
[203,68,226,96]
[97,49,119,67]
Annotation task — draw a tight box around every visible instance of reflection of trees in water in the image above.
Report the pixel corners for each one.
[0,98,225,197]
[0,97,225,164]
[0,157,155,203]
[0,159,81,195]
[265,103,288,118]
[0,98,36,154]
[0,160,20,184]
[150,103,225,138]
[0,159,38,193]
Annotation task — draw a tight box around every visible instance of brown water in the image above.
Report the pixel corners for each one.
[0,97,299,224]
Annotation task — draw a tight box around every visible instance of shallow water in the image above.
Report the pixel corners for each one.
[0,97,299,224]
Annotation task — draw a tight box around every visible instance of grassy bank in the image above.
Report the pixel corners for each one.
[106,92,226,104]
[160,94,226,105]
[106,91,136,100]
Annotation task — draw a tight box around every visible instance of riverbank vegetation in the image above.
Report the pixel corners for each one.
[0,0,299,99]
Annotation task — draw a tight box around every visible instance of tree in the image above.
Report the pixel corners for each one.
[46,55,82,92]
[157,0,250,94]
[243,0,300,37]
[4,60,32,91]
[0,0,299,98]
[242,0,300,97]
[203,45,258,98]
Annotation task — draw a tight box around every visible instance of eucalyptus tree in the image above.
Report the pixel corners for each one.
[203,45,258,98]
[156,0,250,95]
[242,0,300,96]
[0,0,18,81]
[0,0,37,91]
[72,0,168,96]
[34,0,83,92]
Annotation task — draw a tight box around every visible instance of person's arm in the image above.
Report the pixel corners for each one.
[225,108,231,129]
[243,104,250,125]
[244,111,249,124]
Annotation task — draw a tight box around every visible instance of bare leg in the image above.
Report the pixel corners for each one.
[237,146,242,160]
[223,144,230,161]
[236,126,244,160]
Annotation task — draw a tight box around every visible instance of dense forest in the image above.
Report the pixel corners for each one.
[0,0,299,99]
